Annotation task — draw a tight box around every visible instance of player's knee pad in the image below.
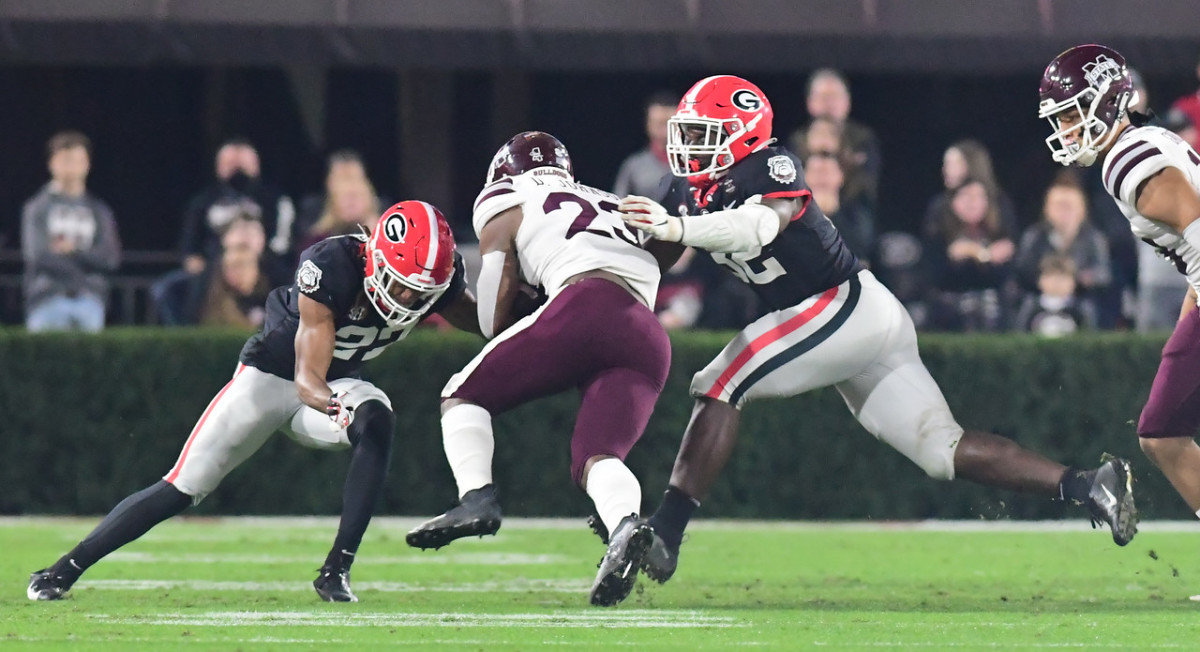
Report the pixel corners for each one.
[348,400,396,451]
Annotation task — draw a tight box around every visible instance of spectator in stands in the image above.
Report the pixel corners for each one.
[613,91,677,198]
[21,131,121,332]
[179,137,295,274]
[296,156,383,253]
[922,139,1019,240]
[805,151,875,263]
[790,117,842,161]
[194,242,271,328]
[790,69,881,206]
[925,178,1014,332]
[1013,176,1110,309]
[1015,254,1096,336]
[1166,52,1200,150]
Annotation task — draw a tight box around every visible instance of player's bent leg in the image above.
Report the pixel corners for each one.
[406,401,502,551]
[1136,311,1200,513]
[312,399,396,603]
[28,480,191,601]
[1139,436,1200,512]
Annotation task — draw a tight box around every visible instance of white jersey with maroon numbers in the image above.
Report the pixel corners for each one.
[472,169,661,308]
[1101,124,1200,293]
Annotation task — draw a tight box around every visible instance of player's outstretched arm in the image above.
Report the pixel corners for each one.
[619,194,795,254]
[294,294,339,412]
[476,206,525,339]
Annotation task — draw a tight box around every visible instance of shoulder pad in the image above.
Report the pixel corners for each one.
[472,178,524,236]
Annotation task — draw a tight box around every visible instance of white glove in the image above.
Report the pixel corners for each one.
[619,195,683,243]
[326,393,355,431]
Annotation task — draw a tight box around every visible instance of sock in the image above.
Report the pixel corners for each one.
[648,485,699,548]
[328,400,395,570]
[442,403,495,498]
[585,458,642,537]
[52,480,191,582]
[1058,467,1094,504]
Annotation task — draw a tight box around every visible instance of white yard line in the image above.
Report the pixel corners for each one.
[105,551,568,565]
[76,578,592,593]
[86,609,744,629]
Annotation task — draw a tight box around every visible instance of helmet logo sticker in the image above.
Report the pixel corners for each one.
[1083,55,1121,88]
[767,155,797,184]
[296,259,323,294]
[382,214,408,243]
[731,89,762,111]
[530,147,544,162]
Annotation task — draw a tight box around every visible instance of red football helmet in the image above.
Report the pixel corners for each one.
[363,200,456,328]
[1039,44,1137,167]
[668,75,774,187]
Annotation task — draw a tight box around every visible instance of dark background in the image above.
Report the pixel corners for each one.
[1,65,1196,252]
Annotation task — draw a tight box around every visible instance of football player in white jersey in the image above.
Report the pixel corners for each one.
[405,132,671,607]
[1041,44,1200,521]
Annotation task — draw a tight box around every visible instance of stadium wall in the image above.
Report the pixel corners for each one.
[1,329,1186,520]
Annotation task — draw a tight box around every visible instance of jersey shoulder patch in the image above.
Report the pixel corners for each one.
[729,147,806,200]
[472,178,525,236]
[296,259,322,294]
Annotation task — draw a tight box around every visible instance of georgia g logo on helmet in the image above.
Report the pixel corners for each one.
[731,89,763,112]
[382,213,408,243]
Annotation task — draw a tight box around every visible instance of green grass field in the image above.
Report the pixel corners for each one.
[3,517,1199,650]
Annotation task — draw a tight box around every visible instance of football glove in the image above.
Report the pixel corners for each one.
[326,393,355,431]
[619,195,683,243]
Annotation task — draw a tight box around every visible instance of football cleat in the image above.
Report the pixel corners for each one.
[639,532,680,584]
[27,569,72,601]
[406,484,502,550]
[313,566,358,603]
[589,515,653,607]
[1085,457,1138,546]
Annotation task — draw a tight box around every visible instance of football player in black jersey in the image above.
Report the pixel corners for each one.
[28,201,478,603]
[616,75,1138,583]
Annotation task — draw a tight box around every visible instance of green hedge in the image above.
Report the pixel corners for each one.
[0,328,1186,520]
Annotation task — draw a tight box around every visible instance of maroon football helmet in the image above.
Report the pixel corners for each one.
[1039,44,1137,167]
[486,131,573,184]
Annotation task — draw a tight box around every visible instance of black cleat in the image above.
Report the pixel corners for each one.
[27,569,72,601]
[639,532,679,584]
[313,566,358,602]
[406,484,502,550]
[1085,457,1138,546]
[589,515,653,607]
[586,513,609,544]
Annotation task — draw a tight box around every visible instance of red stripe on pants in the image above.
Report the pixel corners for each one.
[165,364,245,483]
[704,287,839,400]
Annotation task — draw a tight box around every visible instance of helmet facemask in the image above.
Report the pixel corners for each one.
[667,114,752,182]
[363,248,449,328]
[1039,82,1133,167]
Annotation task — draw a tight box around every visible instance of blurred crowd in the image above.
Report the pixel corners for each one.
[14,56,1200,337]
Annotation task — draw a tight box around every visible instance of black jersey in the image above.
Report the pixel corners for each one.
[239,234,467,380]
[661,146,862,311]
